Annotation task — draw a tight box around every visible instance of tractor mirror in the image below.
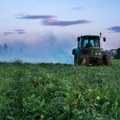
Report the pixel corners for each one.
[77,37,80,41]
[103,37,106,42]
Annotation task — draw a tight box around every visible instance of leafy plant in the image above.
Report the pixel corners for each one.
[0,60,120,119]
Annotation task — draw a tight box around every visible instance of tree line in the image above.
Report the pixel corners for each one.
[114,48,120,59]
[0,43,8,53]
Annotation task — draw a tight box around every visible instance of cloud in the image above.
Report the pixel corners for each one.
[1,33,75,64]
[14,29,25,32]
[16,14,90,27]
[17,31,25,34]
[3,29,26,35]
[42,18,90,26]
[3,32,15,35]
[14,29,25,34]
[17,15,55,19]
[107,26,120,32]
[72,7,84,11]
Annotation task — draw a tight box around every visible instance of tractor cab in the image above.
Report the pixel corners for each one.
[77,35,101,48]
[72,34,109,65]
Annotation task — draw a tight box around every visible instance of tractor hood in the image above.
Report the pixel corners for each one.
[88,47,102,56]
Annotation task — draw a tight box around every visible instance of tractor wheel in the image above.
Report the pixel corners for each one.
[103,54,110,65]
[74,55,79,65]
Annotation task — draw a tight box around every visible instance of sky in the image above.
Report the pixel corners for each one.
[0,0,120,63]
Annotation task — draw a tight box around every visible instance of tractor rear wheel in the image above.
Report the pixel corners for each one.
[103,54,110,65]
[74,55,79,65]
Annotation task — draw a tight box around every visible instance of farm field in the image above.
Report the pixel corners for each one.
[0,60,120,120]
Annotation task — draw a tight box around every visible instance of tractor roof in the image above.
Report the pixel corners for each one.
[81,35,100,39]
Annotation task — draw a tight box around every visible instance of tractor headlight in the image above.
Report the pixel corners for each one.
[95,53,98,55]
[94,53,101,55]
[98,53,101,55]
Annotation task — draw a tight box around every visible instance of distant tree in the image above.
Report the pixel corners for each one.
[114,48,120,59]
[3,43,8,51]
[0,43,9,55]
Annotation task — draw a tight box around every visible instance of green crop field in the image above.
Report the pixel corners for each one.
[0,60,120,120]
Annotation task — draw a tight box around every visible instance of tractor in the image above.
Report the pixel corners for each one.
[72,34,110,65]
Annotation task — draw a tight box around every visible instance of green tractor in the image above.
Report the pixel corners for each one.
[72,34,110,65]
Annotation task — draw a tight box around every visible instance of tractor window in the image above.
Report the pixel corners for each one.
[90,40,94,46]
[81,36,100,48]
[84,39,93,48]
[89,39,100,47]
[83,39,89,47]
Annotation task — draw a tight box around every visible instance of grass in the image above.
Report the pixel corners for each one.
[0,60,120,120]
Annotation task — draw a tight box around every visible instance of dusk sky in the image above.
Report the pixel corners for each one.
[0,0,120,63]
